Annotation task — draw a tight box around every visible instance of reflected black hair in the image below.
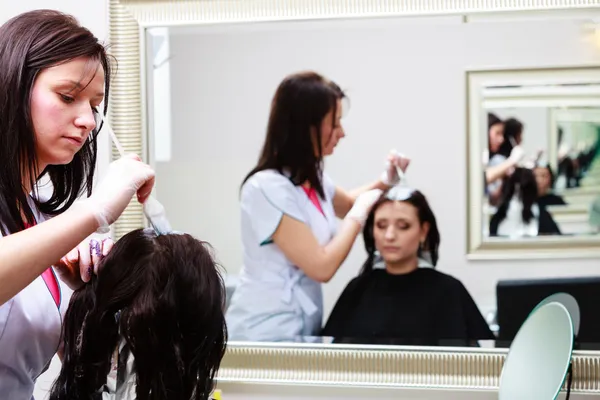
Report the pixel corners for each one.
[535,164,556,189]
[49,229,227,400]
[241,71,346,198]
[488,113,502,131]
[497,117,524,158]
[494,167,538,225]
[361,189,440,275]
[487,113,504,156]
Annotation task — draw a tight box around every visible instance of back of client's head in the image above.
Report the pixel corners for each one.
[361,188,440,275]
[50,229,227,400]
[496,167,538,224]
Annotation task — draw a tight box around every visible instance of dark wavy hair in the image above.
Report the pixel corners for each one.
[493,167,538,226]
[0,9,111,235]
[49,229,227,400]
[242,71,346,198]
[360,189,441,275]
[487,112,503,156]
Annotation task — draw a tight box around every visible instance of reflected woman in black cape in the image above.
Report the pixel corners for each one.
[322,187,494,346]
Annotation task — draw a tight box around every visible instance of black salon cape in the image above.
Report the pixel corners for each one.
[489,206,561,237]
[321,268,494,346]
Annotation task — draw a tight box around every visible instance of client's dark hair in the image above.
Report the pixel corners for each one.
[361,189,440,275]
[494,167,538,225]
[535,164,556,189]
[49,229,227,400]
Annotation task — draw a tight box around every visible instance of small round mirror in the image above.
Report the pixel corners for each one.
[536,293,580,337]
[498,301,574,400]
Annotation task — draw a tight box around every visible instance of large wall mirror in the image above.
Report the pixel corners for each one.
[109,0,600,397]
[467,66,600,259]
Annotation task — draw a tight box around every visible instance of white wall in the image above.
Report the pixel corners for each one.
[154,15,600,325]
[0,2,111,398]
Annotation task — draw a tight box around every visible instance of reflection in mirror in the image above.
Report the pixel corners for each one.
[483,102,600,239]
[144,12,600,348]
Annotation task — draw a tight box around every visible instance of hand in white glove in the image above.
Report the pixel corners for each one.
[79,154,155,233]
[508,145,525,165]
[54,236,114,289]
[380,149,410,186]
[346,189,383,227]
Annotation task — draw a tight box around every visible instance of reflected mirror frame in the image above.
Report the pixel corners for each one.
[466,65,600,260]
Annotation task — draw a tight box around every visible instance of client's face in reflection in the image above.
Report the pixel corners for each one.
[534,166,551,195]
[373,200,429,270]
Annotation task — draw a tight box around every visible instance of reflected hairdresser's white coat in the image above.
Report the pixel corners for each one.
[226,170,338,341]
[497,195,540,238]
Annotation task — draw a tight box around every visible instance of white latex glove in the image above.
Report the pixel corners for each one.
[346,189,383,226]
[508,145,525,164]
[380,149,411,186]
[79,154,155,233]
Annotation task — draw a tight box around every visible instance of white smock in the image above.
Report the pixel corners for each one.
[0,198,68,399]
[226,169,337,341]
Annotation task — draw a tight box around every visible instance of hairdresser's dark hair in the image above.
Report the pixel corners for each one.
[0,9,112,235]
[497,117,524,158]
[360,189,440,275]
[487,113,504,155]
[49,229,227,400]
[241,71,346,198]
[494,167,538,225]
[488,113,502,131]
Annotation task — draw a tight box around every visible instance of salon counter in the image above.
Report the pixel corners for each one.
[216,383,596,400]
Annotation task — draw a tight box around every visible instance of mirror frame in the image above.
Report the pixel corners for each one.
[466,66,600,260]
[108,0,600,394]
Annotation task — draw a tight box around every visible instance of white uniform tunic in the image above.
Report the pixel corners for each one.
[226,170,338,341]
[0,201,67,399]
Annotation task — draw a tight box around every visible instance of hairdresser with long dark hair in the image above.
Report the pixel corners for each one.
[226,71,409,341]
[0,10,155,398]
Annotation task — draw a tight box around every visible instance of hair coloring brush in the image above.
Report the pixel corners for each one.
[105,123,172,235]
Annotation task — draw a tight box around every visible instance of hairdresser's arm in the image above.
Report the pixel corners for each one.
[333,182,387,219]
[272,215,361,283]
[0,154,156,306]
[273,189,382,283]
[335,151,411,218]
[0,207,98,306]
[485,145,525,184]
[485,160,516,184]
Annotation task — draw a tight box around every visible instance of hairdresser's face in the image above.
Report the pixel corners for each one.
[319,99,345,156]
[373,201,429,267]
[31,57,105,170]
[534,167,551,195]
[489,123,504,153]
